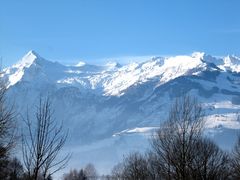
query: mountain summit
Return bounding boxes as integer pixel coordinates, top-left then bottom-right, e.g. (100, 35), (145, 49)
(16, 50), (44, 67)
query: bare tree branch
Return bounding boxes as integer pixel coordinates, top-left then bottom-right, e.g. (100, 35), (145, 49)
(22, 96), (70, 180)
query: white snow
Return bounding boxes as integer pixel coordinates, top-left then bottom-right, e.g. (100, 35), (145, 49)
(75, 61), (86, 67)
(2, 50), (40, 87)
(113, 127), (158, 136)
(4, 50), (240, 96)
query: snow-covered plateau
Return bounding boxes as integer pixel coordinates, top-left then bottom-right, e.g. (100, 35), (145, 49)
(2, 50), (240, 176)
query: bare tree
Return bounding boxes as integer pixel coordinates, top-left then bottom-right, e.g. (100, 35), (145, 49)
(0, 82), (16, 179)
(231, 135), (240, 179)
(151, 95), (231, 180)
(111, 163), (124, 180)
(7, 157), (25, 180)
(151, 95), (204, 180)
(63, 169), (78, 180)
(145, 151), (161, 180)
(191, 137), (230, 180)
(84, 163), (98, 180)
(0, 83), (15, 154)
(22, 97), (70, 180)
(114, 152), (150, 180)
(63, 169), (87, 180)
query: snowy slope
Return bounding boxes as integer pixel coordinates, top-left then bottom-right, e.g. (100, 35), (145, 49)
(2, 51), (240, 176)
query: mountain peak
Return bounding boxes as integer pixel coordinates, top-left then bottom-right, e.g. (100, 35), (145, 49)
(28, 50), (39, 56)
(192, 52), (205, 59)
(16, 50), (45, 68)
(224, 54), (240, 66)
(75, 61), (86, 67)
(24, 50), (41, 60)
(105, 61), (121, 69)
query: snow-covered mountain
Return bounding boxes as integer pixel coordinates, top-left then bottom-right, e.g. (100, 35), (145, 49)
(2, 50), (240, 174)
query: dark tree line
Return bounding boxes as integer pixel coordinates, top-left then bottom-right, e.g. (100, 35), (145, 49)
(63, 163), (98, 180)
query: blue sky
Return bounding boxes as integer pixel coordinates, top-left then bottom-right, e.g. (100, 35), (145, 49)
(1, 0), (240, 66)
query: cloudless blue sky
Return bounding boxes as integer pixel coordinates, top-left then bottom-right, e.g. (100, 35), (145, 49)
(1, 0), (240, 66)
